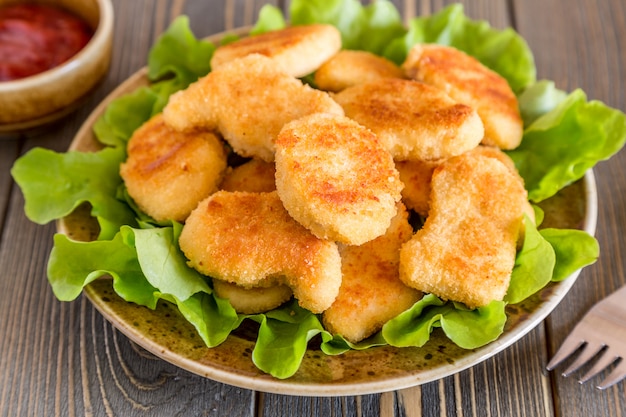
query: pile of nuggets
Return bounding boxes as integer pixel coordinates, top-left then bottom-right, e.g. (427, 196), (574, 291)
(119, 24), (531, 344)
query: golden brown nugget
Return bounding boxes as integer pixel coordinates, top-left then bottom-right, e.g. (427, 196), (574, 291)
(212, 279), (292, 314)
(275, 113), (403, 245)
(314, 50), (405, 92)
(220, 159), (276, 193)
(179, 191), (342, 313)
(402, 44), (523, 150)
(399, 152), (528, 309)
(163, 54), (343, 162)
(323, 204), (422, 343)
(395, 159), (440, 217)
(210, 24), (341, 78)
(396, 146), (529, 218)
(333, 79), (484, 161)
(120, 114), (227, 222)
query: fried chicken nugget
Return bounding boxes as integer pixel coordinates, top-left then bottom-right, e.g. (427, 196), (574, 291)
(120, 113), (227, 222)
(323, 203), (422, 343)
(395, 159), (440, 217)
(314, 50), (405, 92)
(163, 54), (344, 162)
(275, 113), (403, 246)
(399, 152), (528, 309)
(402, 44), (523, 150)
(178, 191), (342, 313)
(396, 146), (531, 219)
(220, 159), (276, 193)
(215, 159), (288, 314)
(212, 279), (292, 314)
(210, 24), (341, 78)
(333, 79), (484, 161)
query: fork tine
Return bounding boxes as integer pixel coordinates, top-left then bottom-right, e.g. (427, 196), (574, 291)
(562, 341), (605, 377)
(546, 332), (586, 371)
(578, 348), (620, 384)
(597, 360), (626, 390)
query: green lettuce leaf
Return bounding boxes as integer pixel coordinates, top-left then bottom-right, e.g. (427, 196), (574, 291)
(250, 5), (286, 35)
(508, 89), (626, 202)
(505, 216), (555, 304)
(540, 228), (599, 282)
(147, 16), (215, 86)
(11, 147), (135, 240)
(250, 301), (325, 379)
(381, 294), (507, 349)
(383, 3), (535, 93)
(518, 80), (568, 126)
(290, 0), (405, 55)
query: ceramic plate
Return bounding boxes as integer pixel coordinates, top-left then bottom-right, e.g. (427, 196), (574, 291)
(57, 31), (598, 397)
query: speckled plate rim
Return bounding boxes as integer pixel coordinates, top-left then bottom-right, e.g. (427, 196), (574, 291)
(58, 29), (599, 397)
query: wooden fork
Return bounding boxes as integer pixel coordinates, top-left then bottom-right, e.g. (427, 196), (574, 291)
(547, 285), (626, 390)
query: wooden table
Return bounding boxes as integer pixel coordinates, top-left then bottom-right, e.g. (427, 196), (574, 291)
(1, 0), (625, 415)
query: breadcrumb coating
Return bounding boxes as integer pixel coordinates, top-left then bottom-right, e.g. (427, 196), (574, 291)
(120, 113), (227, 222)
(179, 191), (342, 313)
(399, 152), (528, 308)
(403, 44), (523, 150)
(275, 113), (403, 245)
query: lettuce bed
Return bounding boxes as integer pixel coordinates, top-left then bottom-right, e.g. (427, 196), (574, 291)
(11, 1), (625, 379)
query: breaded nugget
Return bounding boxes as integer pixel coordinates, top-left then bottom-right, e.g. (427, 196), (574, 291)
(275, 113), (403, 245)
(323, 203), (422, 343)
(120, 113), (227, 222)
(212, 279), (292, 314)
(399, 152), (528, 308)
(402, 44), (523, 150)
(396, 146), (529, 218)
(220, 159), (276, 193)
(314, 50), (405, 92)
(163, 54), (343, 162)
(179, 191), (342, 313)
(395, 159), (440, 217)
(210, 24), (341, 78)
(333, 79), (484, 161)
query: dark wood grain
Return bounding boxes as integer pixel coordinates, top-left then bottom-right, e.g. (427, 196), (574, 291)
(1, 0), (625, 416)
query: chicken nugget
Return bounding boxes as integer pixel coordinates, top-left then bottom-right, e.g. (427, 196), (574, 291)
(275, 113), (403, 245)
(402, 44), (523, 150)
(314, 50), (405, 92)
(395, 159), (440, 217)
(399, 152), (528, 308)
(163, 54), (343, 162)
(220, 159), (276, 193)
(323, 203), (422, 343)
(211, 24), (341, 78)
(179, 191), (342, 313)
(333, 79), (484, 161)
(120, 114), (227, 222)
(212, 279), (292, 314)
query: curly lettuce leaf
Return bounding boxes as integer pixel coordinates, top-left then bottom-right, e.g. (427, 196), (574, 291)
(508, 89), (626, 202)
(504, 217), (555, 304)
(518, 80), (568, 126)
(11, 147), (135, 240)
(540, 228), (599, 282)
(289, 0), (405, 55)
(250, 5), (286, 35)
(383, 3), (535, 93)
(48, 226), (240, 347)
(250, 301), (325, 379)
(382, 294), (507, 349)
(147, 16), (215, 86)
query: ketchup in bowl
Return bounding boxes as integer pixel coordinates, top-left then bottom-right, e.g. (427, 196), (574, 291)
(0, 4), (93, 82)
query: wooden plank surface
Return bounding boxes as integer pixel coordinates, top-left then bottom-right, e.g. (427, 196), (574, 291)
(0, 0), (624, 416)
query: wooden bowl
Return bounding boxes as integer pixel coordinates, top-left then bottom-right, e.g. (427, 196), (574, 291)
(0, 0), (114, 135)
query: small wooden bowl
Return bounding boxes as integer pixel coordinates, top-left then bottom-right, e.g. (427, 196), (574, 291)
(0, 0), (114, 135)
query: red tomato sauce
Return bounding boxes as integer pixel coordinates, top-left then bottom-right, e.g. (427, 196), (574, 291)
(0, 4), (93, 81)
